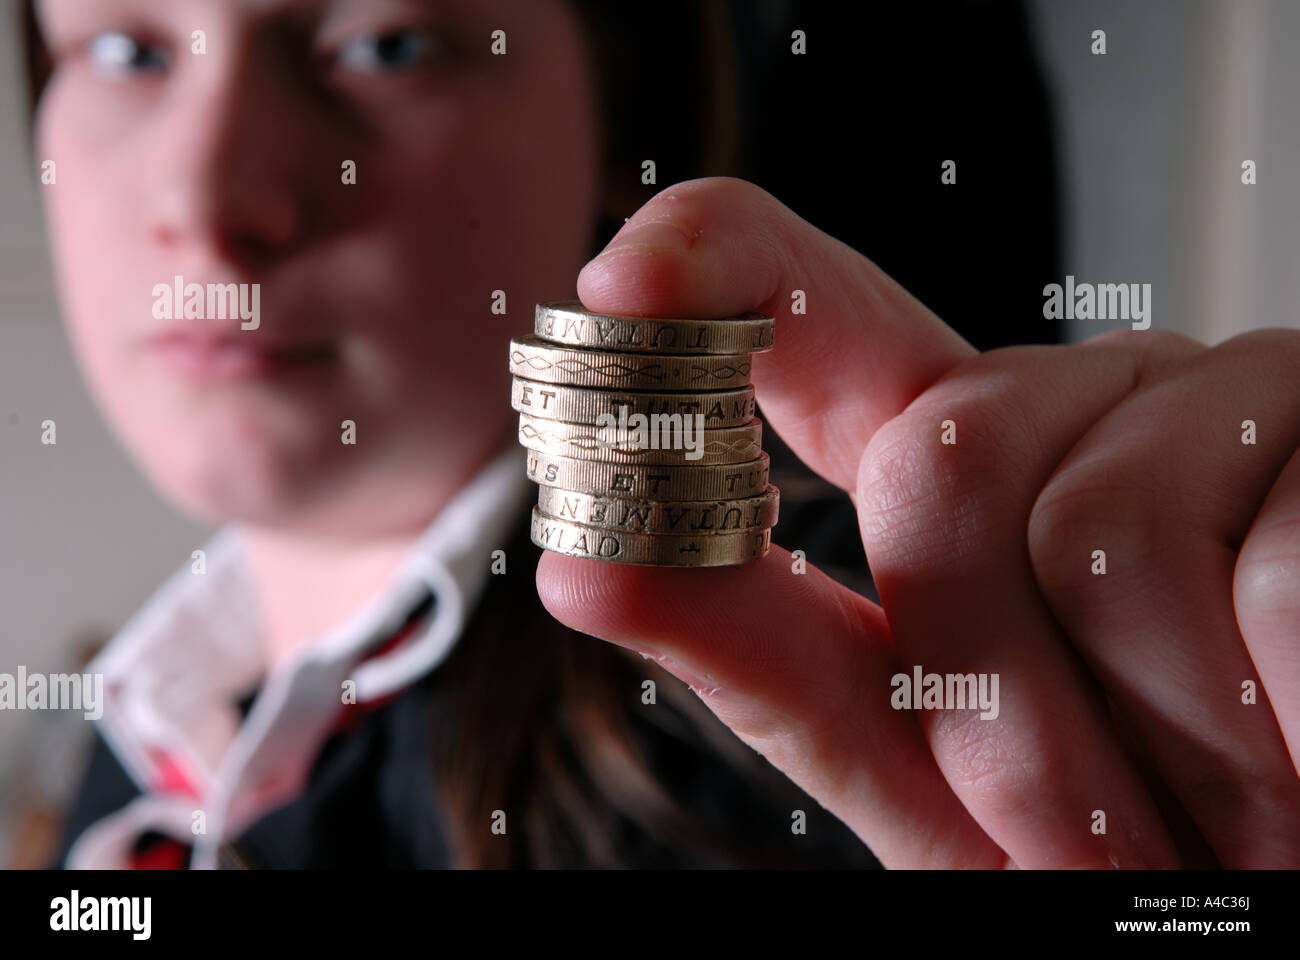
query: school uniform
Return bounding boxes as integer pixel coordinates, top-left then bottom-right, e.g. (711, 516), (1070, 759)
(52, 431), (883, 869)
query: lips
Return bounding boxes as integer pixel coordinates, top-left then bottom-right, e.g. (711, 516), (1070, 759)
(145, 328), (336, 381)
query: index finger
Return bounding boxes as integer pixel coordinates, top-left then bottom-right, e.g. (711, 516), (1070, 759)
(576, 176), (976, 494)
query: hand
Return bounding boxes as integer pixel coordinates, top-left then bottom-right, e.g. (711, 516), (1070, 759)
(534, 176), (1300, 868)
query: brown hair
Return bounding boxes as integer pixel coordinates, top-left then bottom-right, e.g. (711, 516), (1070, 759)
(19, 0), (851, 868)
(427, 1), (785, 867)
(571, 0), (740, 249)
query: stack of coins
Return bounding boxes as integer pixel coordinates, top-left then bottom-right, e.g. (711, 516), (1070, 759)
(508, 300), (778, 566)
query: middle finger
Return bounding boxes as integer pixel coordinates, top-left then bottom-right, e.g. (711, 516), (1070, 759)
(1028, 328), (1300, 867)
(857, 335), (1198, 868)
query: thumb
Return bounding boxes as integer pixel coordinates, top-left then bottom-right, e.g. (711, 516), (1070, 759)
(536, 544), (1009, 868)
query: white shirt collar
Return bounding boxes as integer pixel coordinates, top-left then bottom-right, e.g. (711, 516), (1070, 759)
(84, 441), (533, 819)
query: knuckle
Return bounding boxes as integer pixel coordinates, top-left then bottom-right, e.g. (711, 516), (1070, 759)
(1028, 463), (1164, 588)
(857, 395), (1034, 574)
(927, 712), (1043, 819)
(1137, 328), (1204, 358)
(1147, 328), (1201, 348)
(1217, 326), (1300, 363)
(1082, 328), (1204, 380)
(1234, 534), (1300, 618)
(1083, 327), (1195, 352)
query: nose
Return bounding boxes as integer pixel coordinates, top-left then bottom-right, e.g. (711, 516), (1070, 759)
(147, 30), (311, 270)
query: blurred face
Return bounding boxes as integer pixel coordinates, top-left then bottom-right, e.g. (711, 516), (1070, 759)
(33, 0), (602, 536)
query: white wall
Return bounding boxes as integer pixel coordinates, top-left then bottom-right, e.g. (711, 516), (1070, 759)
(1028, 0), (1300, 343)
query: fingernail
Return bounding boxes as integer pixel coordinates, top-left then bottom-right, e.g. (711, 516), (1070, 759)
(601, 218), (696, 255)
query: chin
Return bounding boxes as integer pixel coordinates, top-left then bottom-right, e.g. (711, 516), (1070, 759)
(135, 425), (340, 529)
(149, 461), (314, 528)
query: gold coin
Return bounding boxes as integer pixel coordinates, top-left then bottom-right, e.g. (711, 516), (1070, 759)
(530, 507), (772, 566)
(535, 299), (775, 355)
(526, 450), (770, 500)
(507, 335), (752, 390)
(517, 412), (762, 465)
(536, 484), (779, 535)
(511, 377), (756, 428)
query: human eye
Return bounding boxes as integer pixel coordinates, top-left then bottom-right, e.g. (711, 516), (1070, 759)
(333, 26), (444, 74)
(85, 31), (170, 77)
